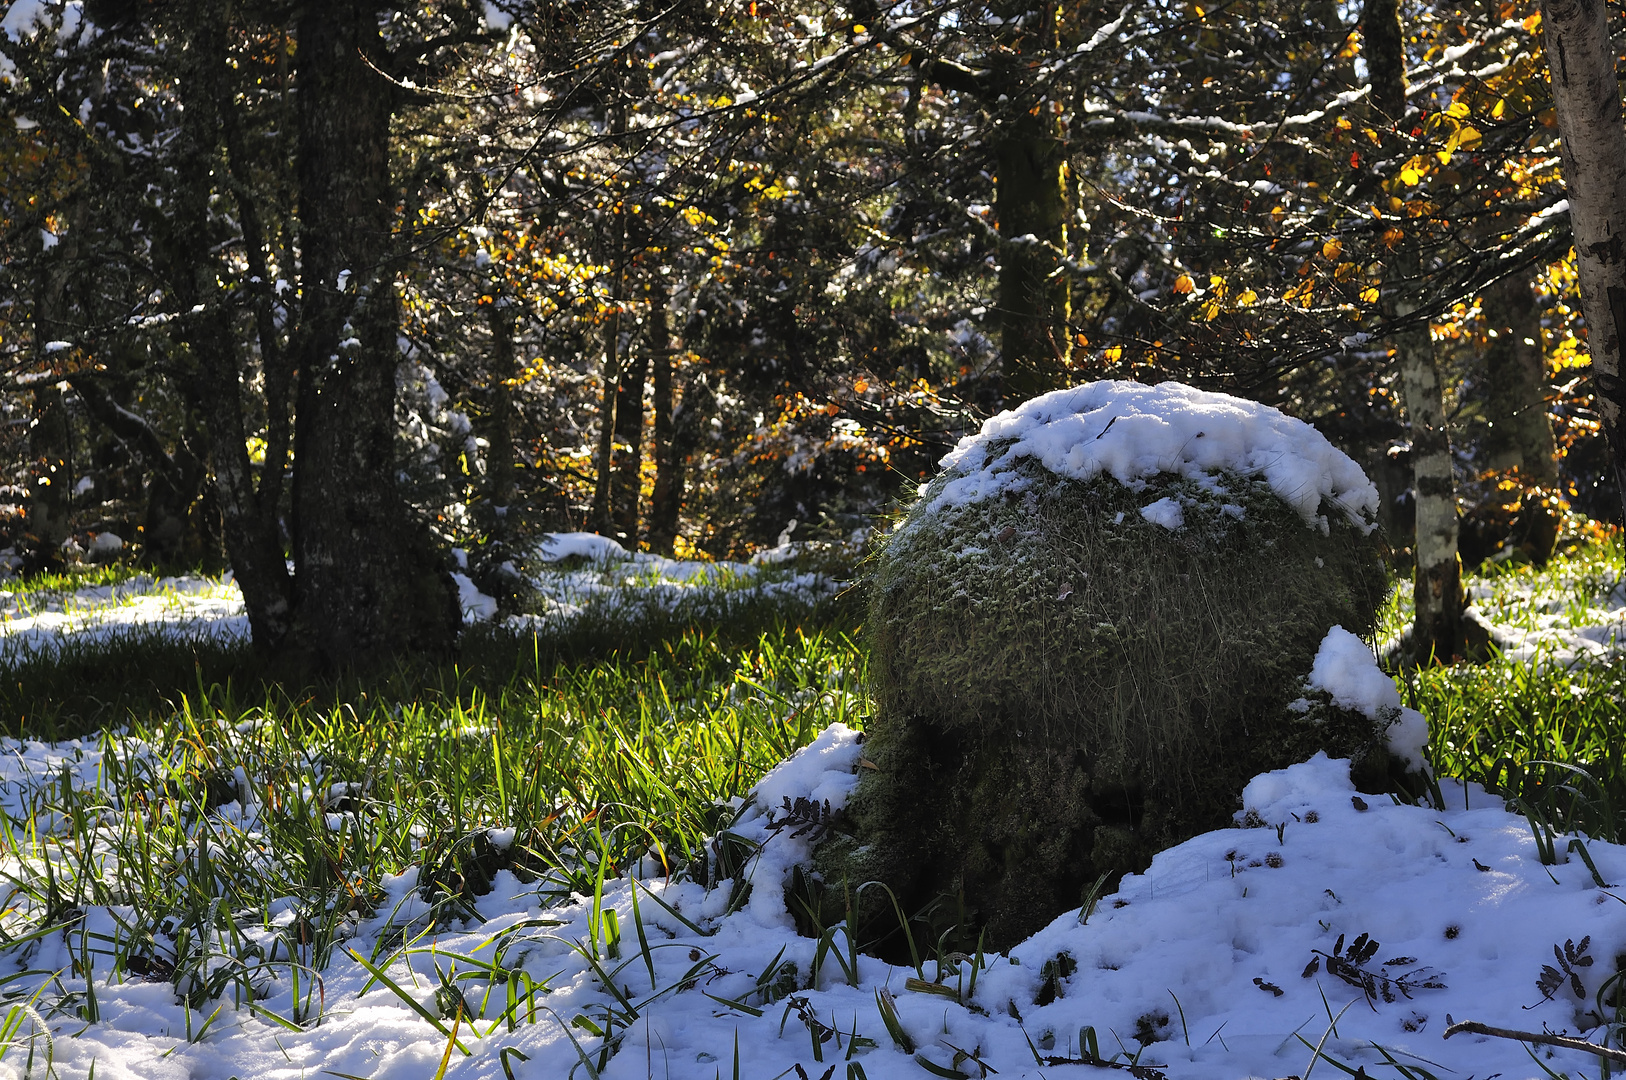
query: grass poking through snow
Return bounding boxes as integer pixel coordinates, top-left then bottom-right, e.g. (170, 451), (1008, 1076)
(0, 613), (864, 1030)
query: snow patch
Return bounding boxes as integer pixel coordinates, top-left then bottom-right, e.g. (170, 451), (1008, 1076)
(1138, 496), (1185, 530)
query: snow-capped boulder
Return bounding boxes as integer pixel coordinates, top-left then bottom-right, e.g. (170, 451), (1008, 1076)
(818, 381), (1396, 949)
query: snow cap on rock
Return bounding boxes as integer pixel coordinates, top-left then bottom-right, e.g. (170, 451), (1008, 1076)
(927, 380), (1379, 531)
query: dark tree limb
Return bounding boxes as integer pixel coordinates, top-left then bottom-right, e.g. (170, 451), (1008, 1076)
(1443, 1019), (1626, 1064)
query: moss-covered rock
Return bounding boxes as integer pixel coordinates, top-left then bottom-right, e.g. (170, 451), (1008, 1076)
(816, 388), (1392, 950)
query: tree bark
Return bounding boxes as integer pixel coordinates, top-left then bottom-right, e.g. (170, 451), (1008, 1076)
(651, 371), (713, 556)
(610, 343), (647, 542)
(168, 2), (295, 649)
(484, 301), (519, 539)
(912, 10), (1073, 407)
(648, 283), (679, 555)
(1364, 0), (1467, 661)
(286, 0), (458, 666)
(993, 96), (1072, 405)
(25, 386), (74, 569)
(1482, 272), (1561, 562)
(590, 218), (626, 536)
(1539, 0), (1626, 522)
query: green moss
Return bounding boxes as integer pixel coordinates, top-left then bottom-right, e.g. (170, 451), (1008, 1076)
(818, 462), (1390, 950)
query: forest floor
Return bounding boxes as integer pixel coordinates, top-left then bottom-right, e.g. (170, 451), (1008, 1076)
(0, 533), (1618, 1079)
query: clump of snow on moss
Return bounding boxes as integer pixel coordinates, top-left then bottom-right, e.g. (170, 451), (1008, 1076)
(1138, 496), (1185, 530)
(924, 380), (1379, 533)
(1307, 625), (1430, 770)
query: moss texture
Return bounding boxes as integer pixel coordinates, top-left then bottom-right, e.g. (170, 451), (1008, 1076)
(816, 462), (1390, 950)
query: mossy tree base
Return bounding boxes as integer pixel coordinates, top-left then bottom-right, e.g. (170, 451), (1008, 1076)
(816, 465), (1390, 951)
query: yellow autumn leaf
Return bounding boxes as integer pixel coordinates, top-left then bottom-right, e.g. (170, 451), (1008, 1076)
(852, 22), (867, 33)
(1446, 101), (1470, 119)
(1492, 99), (1507, 119)
(1202, 300), (1222, 320)
(1103, 346), (1123, 362)
(1172, 274), (1195, 294)
(1522, 10), (1541, 32)
(1360, 286), (1380, 303)
(1382, 226), (1405, 248)
(853, 378), (869, 393)
(1322, 238), (1343, 260)
(1458, 125), (1481, 149)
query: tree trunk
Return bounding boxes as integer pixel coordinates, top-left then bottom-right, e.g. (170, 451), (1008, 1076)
(590, 297), (623, 536)
(1482, 273), (1561, 562)
(485, 301), (519, 541)
(169, 3), (295, 650)
(651, 372), (713, 556)
(648, 285), (679, 555)
(993, 108), (1072, 405)
(1539, 0), (1626, 522)
(610, 346), (647, 543)
(286, 0), (458, 666)
(25, 386), (73, 569)
(1364, 0), (1467, 662)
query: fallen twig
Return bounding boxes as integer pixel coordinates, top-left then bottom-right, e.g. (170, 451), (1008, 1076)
(1443, 1019), (1626, 1064)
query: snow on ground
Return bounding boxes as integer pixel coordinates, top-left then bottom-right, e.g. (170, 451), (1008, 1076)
(0, 573), (250, 657)
(1, 722), (1623, 1079)
(919, 381), (1380, 532)
(0, 537), (843, 657)
(1466, 576), (1626, 665)
(511, 533), (840, 628)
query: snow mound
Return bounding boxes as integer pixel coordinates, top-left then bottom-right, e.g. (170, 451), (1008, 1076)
(536, 531), (634, 563)
(927, 380), (1379, 532)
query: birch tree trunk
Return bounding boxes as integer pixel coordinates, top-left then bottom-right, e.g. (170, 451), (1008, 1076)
(1539, 0), (1626, 521)
(1364, 0), (1467, 661)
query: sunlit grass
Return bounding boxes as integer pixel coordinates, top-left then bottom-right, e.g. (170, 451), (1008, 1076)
(0, 615), (866, 1033)
(1390, 529), (1626, 839)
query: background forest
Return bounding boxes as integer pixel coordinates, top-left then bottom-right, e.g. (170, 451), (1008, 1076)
(0, 0), (1617, 665)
